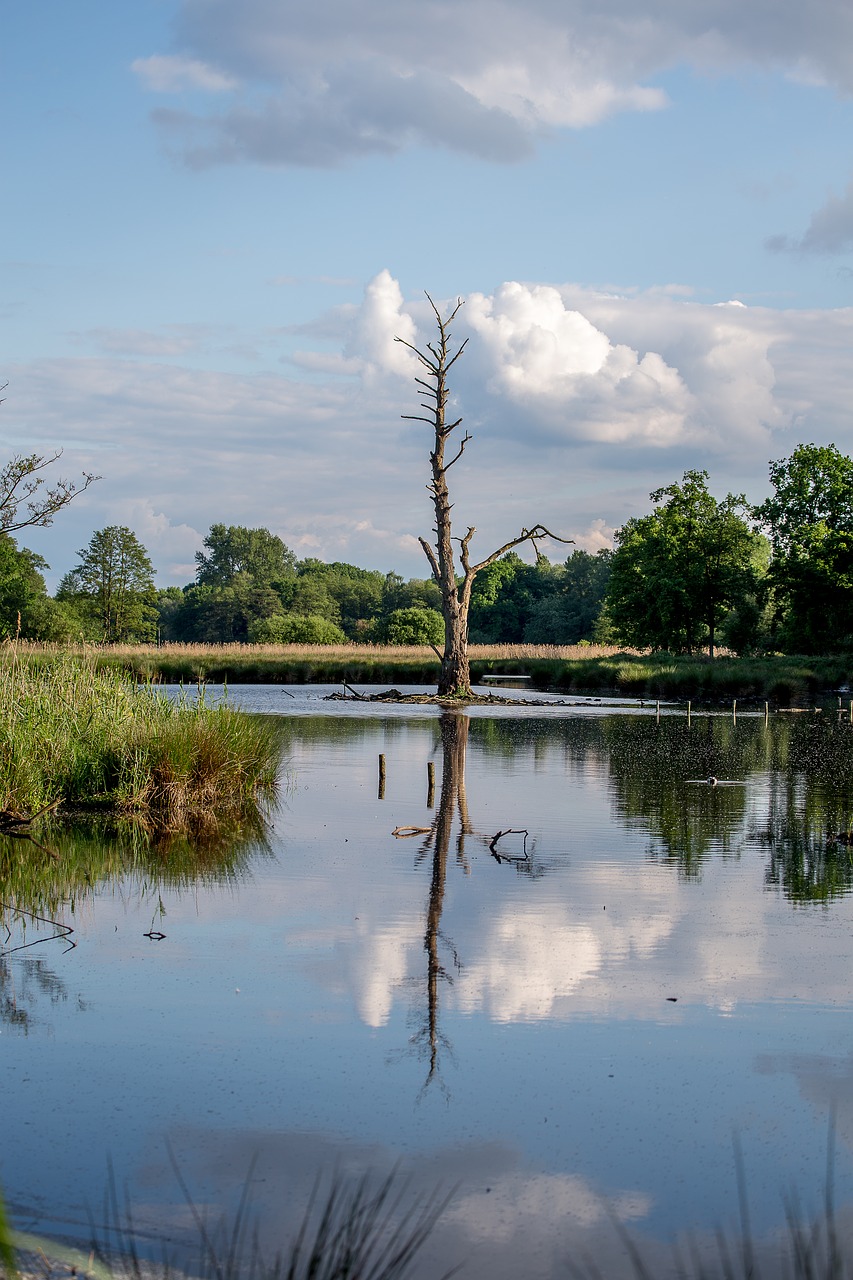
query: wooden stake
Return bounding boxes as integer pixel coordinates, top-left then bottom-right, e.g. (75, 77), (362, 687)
(656, 700), (660, 723)
(764, 701), (769, 726)
(427, 760), (435, 807)
(378, 753), (386, 799)
(687, 700), (691, 725)
(733, 698), (737, 723)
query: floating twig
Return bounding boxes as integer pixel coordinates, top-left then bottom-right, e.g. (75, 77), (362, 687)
(489, 828), (530, 863)
(392, 825), (433, 838)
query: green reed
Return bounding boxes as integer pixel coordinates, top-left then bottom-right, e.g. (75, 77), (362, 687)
(0, 653), (285, 821)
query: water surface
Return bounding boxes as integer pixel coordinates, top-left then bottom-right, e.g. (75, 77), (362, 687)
(3, 689), (853, 1277)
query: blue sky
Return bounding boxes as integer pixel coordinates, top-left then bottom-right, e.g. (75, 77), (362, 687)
(4, 0), (853, 587)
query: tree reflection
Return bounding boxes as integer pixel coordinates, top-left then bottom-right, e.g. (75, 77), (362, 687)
(408, 712), (469, 1095)
(406, 712), (536, 1096)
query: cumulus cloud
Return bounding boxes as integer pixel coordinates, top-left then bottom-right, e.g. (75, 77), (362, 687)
(11, 272), (853, 586)
(135, 0), (853, 167)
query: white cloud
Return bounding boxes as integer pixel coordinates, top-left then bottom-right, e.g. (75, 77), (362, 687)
(135, 0), (853, 166)
(11, 273), (853, 586)
(573, 519), (616, 552)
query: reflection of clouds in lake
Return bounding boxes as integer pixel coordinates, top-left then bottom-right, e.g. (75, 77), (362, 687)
(446, 1170), (652, 1239)
(454, 907), (602, 1022)
(351, 920), (417, 1027)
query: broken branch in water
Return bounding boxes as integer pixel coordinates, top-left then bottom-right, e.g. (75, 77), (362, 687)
(392, 825), (434, 838)
(0, 799), (61, 858)
(489, 828), (530, 863)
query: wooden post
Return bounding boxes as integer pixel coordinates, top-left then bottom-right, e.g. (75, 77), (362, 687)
(733, 698), (737, 723)
(764, 701), (769, 726)
(656, 700), (660, 724)
(427, 760), (435, 808)
(849, 699), (852, 725)
(687, 700), (691, 726)
(378, 753), (386, 799)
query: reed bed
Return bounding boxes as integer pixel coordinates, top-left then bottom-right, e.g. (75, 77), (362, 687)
(4, 643), (853, 702)
(0, 653), (284, 821)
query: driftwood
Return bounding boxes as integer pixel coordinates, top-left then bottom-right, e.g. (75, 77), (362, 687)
(488, 828), (530, 863)
(0, 799), (61, 859)
(325, 687), (571, 707)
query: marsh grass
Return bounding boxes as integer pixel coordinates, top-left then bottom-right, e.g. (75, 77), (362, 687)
(6, 643), (851, 703)
(0, 652), (285, 821)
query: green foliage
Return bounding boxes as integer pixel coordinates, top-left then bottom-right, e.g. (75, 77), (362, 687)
(58, 526), (158, 642)
(174, 576), (286, 643)
(382, 606), (444, 646)
(755, 443), (853, 652)
(607, 471), (759, 655)
(469, 553), (558, 642)
(195, 524), (296, 588)
(0, 655), (284, 819)
(524, 549), (612, 643)
(248, 613), (348, 644)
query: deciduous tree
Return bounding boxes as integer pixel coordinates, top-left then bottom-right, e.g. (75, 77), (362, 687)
(754, 443), (853, 652)
(606, 471), (757, 656)
(59, 526), (157, 642)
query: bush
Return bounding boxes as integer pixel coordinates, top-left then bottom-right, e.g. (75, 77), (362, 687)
(248, 613), (348, 645)
(382, 607), (444, 646)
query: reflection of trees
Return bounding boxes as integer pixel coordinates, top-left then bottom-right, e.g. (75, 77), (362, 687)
(751, 719), (853, 902)
(406, 713), (537, 1096)
(603, 716), (769, 876)
(1, 812), (272, 1032)
(0, 951), (81, 1033)
(409, 713), (469, 1095)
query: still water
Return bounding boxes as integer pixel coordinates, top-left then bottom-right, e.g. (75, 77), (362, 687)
(3, 686), (853, 1277)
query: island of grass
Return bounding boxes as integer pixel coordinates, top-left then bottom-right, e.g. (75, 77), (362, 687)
(0, 654), (284, 826)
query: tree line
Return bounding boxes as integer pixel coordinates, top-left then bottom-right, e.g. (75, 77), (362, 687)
(1, 442), (852, 654)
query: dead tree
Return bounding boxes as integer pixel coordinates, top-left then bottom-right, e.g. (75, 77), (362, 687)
(396, 296), (569, 697)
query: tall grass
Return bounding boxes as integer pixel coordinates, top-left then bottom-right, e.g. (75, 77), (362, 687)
(0, 653), (285, 822)
(6, 643), (851, 702)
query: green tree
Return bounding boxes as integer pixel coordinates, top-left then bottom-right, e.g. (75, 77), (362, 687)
(524, 549), (612, 643)
(58, 526), (157, 642)
(195, 524), (296, 589)
(606, 471), (758, 656)
(248, 614), (347, 644)
(382, 606), (444, 646)
(171, 576), (284, 643)
(754, 444), (853, 652)
(0, 534), (77, 639)
(469, 553), (558, 642)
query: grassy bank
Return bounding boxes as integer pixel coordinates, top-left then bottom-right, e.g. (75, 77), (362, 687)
(7, 643), (853, 704)
(0, 654), (284, 822)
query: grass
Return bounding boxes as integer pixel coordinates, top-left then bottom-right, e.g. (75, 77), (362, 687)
(2, 1148), (852, 1280)
(0, 651), (285, 823)
(7, 643), (853, 705)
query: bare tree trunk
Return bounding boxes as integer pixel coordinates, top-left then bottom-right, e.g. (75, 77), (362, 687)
(397, 295), (569, 698)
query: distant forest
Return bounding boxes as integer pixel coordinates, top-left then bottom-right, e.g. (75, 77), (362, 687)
(4, 443), (853, 656)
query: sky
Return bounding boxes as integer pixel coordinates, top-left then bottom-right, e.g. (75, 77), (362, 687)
(3, 0), (853, 589)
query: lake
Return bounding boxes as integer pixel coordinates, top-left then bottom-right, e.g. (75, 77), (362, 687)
(3, 685), (853, 1278)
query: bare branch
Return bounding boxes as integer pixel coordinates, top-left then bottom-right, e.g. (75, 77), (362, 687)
(0, 450), (100, 534)
(443, 433), (472, 472)
(471, 525), (572, 575)
(419, 536), (440, 583)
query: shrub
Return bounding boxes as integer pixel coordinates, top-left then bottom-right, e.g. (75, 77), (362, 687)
(248, 614), (348, 645)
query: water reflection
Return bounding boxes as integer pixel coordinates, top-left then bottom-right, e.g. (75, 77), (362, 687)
(0, 812), (273, 1032)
